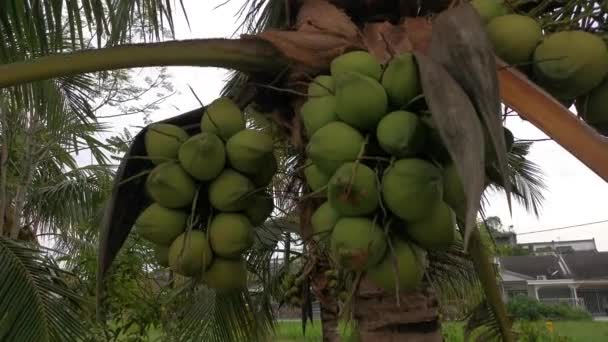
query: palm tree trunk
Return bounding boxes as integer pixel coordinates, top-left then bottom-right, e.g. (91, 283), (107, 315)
(354, 279), (443, 342)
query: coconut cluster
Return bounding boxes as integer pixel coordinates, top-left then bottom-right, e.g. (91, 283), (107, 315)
(301, 50), (475, 294)
(134, 97), (276, 291)
(474, 1), (608, 132)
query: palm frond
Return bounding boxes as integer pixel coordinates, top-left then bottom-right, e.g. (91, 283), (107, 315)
(0, 237), (89, 341)
(464, 300), (505, 342)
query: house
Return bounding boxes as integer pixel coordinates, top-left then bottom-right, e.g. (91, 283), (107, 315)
(517, 238), (598, 255)
(498, 250), (608, 316)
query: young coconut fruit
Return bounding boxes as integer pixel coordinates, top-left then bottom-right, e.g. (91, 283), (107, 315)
(576, 78), (608, 133)
(251, 152), (277, 187)
(533, 30), (608, 100)
(367, 238), (427, 293)
(307, 122), (365, 175)
(382, 159), (442, 222)
(376, 110), (426, 157)
(311, 201), (340, 243)
(327, 162), (379, 217)
(381, 53), (421, 108)
(168, 230), (213, 277)
(144, 123), (189, 165)
(330, 50), (382, 80)
(334, 72), (388, 131)
(330, 217), (387, 271)
(226, 129), (274, 174)
(303, 160), (331, 194)
(208, 213), (254, 258)
(486, 14), (542, 66)
(153, 244), (170, 267)
(202, 257), (248, 290)
(300, 96), (338, 137)
(245, 191), (274, 226)
(308, 75), (335, 97)
(146, 162), (197, 209)
(208, 169), (256, 211)
(406, 201), (457, 251)
(134, 203), (187, 245)
(201, 97), (245, 140)
(442, 163), (466, 221)
(471, 0), (512, 24)
(178, 132), (226, 181)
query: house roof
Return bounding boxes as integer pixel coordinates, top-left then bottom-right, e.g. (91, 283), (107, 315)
(562, 251), (608, 280)
(500, 251), (608, 280)
(500, 255), (565, 279)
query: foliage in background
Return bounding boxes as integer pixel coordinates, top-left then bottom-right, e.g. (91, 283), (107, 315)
(507, 295), (592, 322)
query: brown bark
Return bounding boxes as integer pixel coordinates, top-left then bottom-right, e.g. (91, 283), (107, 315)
(354, 279), (443, 342)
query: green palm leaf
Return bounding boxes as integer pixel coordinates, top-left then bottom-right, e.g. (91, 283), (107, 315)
(0, 237), (89, 342)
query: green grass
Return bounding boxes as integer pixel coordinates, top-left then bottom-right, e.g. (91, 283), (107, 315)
(272, 320), (608, 341)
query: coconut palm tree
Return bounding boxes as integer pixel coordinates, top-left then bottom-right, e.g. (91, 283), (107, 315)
(0, 1), (605, 341)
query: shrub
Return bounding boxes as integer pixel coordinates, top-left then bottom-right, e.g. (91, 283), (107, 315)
(517, 321), (573, 342)
(507, 295), (592, 321)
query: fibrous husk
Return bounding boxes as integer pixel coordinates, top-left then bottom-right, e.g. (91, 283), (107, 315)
(300, 96), (338, 137)
(376, 110), (426, 157)
(202, 257), (248, 290)
(330, 217), (387, 272)
(134, 203), (187, 245)
(576, 78), (608, 133)
(144, 123), (189, 165)
(168, 230), (213, 277)
(153, 244), (170, 267)
(327, 162), (379, 216)
(201, 97), (245, 140)
(208, 169), (256, 211)
(307, 122), (365, 175)
(208, 213), (254, 258)
(245, 191), (274, 226)
(178, 132), (226, 181)
(226, 129), (274, 174)
(470, 0), (511, 23)
(311, 201), (340, 243)
(334, 71), (388, 131)
(145, 162), (197, 209)
(308, 75), (335, 97)
(406, 201), (456, 251)
(381, 159), (442, 222)
(487, 14), (542, 66)
(533, 30), (608, 100)
(366, 238), (427, 292)
(381, 52), (421, 108)
(330, 50), (383, 81)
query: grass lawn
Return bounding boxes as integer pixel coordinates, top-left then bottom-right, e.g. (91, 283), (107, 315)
(271, 320), (608, 341)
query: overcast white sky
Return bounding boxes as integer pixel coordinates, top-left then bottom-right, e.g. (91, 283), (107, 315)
(88, 1), (608, 251)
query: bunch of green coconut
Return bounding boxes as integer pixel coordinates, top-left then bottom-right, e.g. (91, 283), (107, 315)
(471, 0), (608, 133)
(133, 96), (276, 291)
(300, 49), (470, 294)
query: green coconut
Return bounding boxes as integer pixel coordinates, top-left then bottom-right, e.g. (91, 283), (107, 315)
(226, 129), (274, 174)
(245, 192), (274, 226)
(153, 244), (170, 267)
(208, 213), (254, 258)
(311, 201), (340, 242)
(178, 132), (226, 181)
(330, 217), (387, 271)
(504, 127), (515, 152)
(367, 238), (427, 293)
(576, 78), (608, 131)
(334, 72), (388, 131)
(327, 162), (379, 217)
(202, 257), (248, 290)
(201, 97), (246, 140)
(303, 160), (331, 193)
(487, 14), (542, 66)
(442, 163), (466, 221)
(168, 230), (213, 277)
(376, 110), (426, 157)
(308, 75), (335, 97)
(300, 96), (338, 137)
(134, 203), (187, 245)
(533, 30), (608, 100)
(407, 201), (456, 251)
(146, 162), (197, 209)
(330, 50), (382, 80)
(144, 123), (189, 165)
(208, 169), (256, 211)
(306, 122), (365, 175)
(382, 159), (442, 222)
(381, 52), (421, 107)
(471, 0), (512, 24)
(251, 152), (277, 187)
